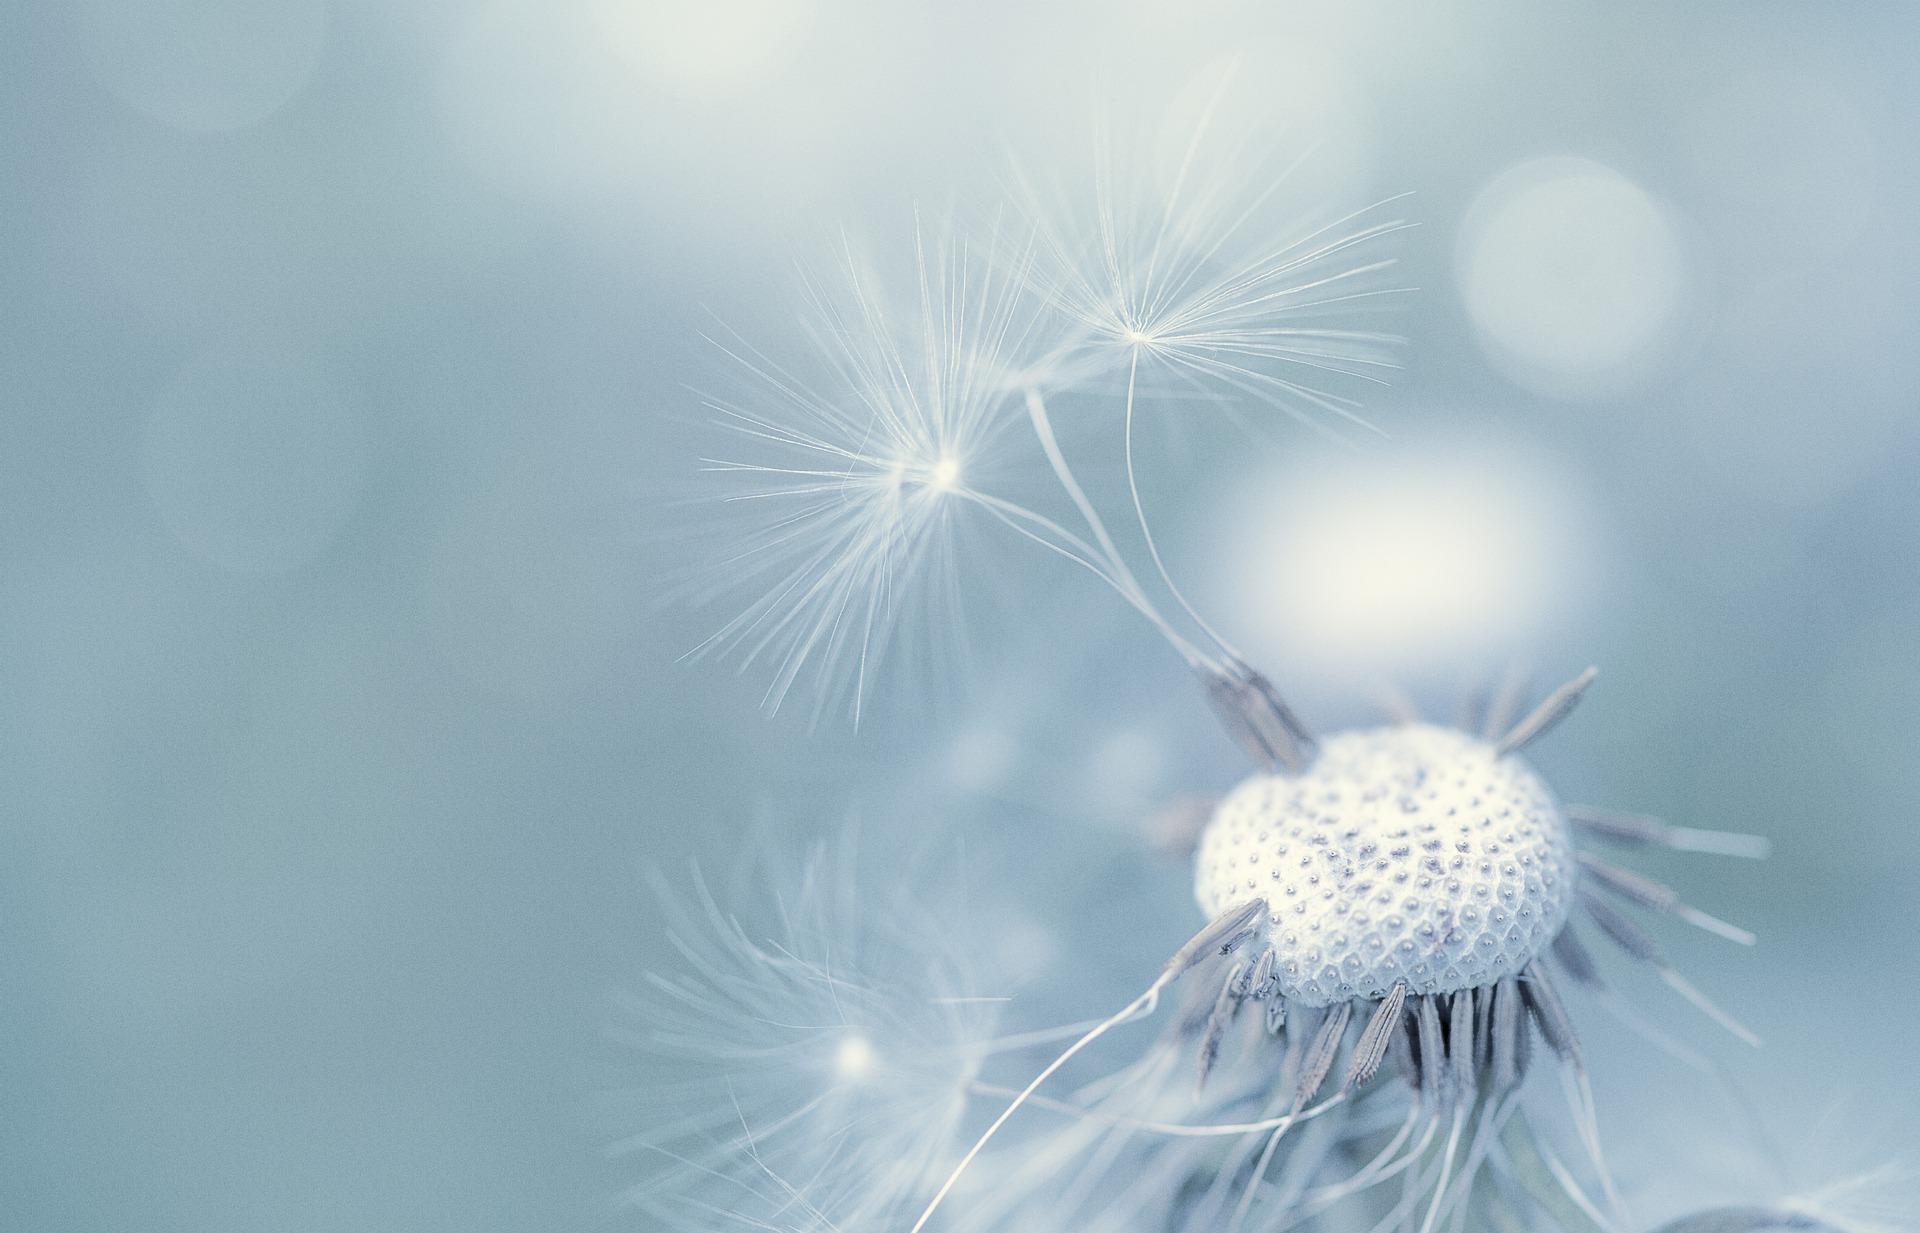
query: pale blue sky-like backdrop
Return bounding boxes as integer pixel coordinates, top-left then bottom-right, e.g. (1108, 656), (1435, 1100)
(4, 3), (1919, 1230)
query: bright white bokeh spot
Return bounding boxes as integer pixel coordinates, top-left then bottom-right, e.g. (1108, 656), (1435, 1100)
(1459, 157), (1687, 400)
(73, 0), (327, 132)
(1157, 44), (1378, 216)
(591, 0), (814, 101)
(946, 724), (1016, 793)
(142, 348), (368, 575)
(929, 457), (962, 492)
(436, 0), (841, 235)
(832, 1033), (877, 1082)
(1214, 445), (1583, 677)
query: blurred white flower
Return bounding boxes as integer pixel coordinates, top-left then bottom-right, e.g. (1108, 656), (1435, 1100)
(615, 833), (1010, 1232)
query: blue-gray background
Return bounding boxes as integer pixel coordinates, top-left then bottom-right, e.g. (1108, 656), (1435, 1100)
(4, 2), (1917, 1230)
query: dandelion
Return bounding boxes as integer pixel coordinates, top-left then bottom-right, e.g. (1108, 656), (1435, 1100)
(914, 668), (1771, 1233)
(612, 833), (1013, 1232)
(675, 80), (1774, 1233)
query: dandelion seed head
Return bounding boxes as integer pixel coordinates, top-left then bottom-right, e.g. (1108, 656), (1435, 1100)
(897, 673), (1772, 1233)
(1193, 723), (1575, 1004)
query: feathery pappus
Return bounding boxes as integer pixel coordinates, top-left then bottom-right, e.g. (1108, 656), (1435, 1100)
(685, 71), (1410, 723)
(663, 80), (1795, 1233)
(614, 834), (1020, 1232)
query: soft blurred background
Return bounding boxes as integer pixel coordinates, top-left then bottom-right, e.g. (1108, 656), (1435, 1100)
(4, 2), (1918, 1230)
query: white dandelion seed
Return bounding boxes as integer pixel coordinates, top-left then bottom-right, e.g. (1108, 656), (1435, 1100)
(664, 89), (1821, 1233)
(684, 214), (1306, 723)
(1001, 62), (1415, 685)
(1013, 94), (1413, 436)
(613, 833), (1016, 1233)
(915, 668), (1772, 1233)
(683, 225), (1036, 724)
(686, 75), (1417, 727)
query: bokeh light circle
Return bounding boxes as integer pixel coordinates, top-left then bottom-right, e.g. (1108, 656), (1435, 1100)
(72, 0), (327, 133)
(1458, 157), (1687, 400)
(1209, 443), (1586, 680)
(436, 0), (834, 225)
(590, 0), (815, 102)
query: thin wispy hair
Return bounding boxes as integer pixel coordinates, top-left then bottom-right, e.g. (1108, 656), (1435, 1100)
(1011, 62), (1414, 437)
(684, 78), (1418, 724)
(684, 224), (1037, 725)
(996, 65), (1416, 677)
(613, 830), (1013, 1232)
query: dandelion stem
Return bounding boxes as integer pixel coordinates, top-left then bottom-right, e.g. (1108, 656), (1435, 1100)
(1121, 348), (1247, 667)
(908, 900), (1264, 1233)
(1022, 385), (1140, 598)
(959, 488), (1214, 668)
(1017, 385), (1220, 673)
